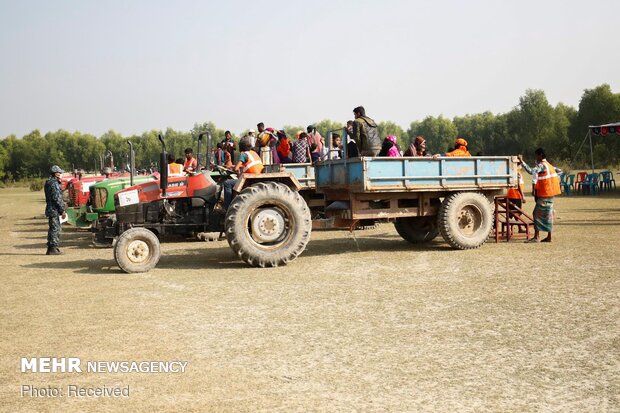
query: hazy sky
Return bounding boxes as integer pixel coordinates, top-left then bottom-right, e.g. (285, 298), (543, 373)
(1, 0), (619, 138)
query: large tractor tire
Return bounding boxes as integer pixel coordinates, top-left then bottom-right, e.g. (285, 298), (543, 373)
(394, 216), (439, 244)
(225, 181), (311, 267)
(438, 192), (493, 250)
(114, 227), (161, 273)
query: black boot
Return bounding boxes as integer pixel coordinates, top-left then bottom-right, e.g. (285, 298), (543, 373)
(46, 247), (61, 255)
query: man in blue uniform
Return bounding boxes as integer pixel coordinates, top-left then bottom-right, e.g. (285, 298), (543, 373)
(44, 165), (66, 255)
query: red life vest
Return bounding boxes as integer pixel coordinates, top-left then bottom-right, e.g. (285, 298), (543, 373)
(277, 138), (291, 158)
(534, 160), (561, 197)
(241, 151), (263, 174)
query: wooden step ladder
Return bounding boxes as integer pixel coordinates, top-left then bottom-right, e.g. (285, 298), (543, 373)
(494, 196), (535, 242)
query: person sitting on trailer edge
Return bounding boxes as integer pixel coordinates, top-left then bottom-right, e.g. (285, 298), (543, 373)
(378, 135), (401, 157)
(433, 138), (471, 158)
(404, 136), (430, 157)
(351, 106), (381, 156)
(222, 139), (264, 209)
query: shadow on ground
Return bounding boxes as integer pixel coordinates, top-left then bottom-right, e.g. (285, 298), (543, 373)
(19, 236), (453, 275)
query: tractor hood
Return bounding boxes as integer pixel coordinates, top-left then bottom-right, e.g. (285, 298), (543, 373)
(114, 171), (219, 209)
(89, 175), (158, 212)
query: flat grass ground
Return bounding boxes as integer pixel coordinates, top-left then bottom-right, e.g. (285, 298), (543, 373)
(0, 185), (618, 412)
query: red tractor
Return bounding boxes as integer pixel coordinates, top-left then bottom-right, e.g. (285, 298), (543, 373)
(110, 134), (312, 273)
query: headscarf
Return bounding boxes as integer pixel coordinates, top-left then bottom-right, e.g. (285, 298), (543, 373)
(386, 135), (397, 143)
(455, 137), (468, 147)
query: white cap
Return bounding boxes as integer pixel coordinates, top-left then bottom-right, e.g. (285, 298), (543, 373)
(248, 129), (256, 133)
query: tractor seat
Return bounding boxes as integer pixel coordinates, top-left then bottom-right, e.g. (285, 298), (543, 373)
(191, 198), (206, 207)
(193, 184), (219, 205)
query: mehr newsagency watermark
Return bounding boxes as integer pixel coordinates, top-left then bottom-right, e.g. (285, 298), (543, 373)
(19, 357), (188, 398)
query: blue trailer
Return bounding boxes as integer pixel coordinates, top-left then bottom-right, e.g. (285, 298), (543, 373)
(313, 155), (518, 249)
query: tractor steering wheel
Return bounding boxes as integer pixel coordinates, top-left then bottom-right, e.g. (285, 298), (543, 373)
(212, 164), (237, 179)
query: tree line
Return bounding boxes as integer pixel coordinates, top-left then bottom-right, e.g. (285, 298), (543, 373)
(1, 84), (618, 181)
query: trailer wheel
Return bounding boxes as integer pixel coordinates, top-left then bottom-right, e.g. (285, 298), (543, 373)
(394, 217), (439, 244)
(225, 181), (311, 267)
(114, 228), (161, 273)
(438, 192), (493, 250)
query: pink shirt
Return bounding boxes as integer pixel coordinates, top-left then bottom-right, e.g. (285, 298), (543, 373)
(307, 131), (323, 153)
(387, 146), (400, 157)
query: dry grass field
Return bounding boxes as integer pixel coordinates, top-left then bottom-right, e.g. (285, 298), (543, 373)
(0, 184), (619, 412)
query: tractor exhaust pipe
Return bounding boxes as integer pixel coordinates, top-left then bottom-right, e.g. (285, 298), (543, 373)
(158, 134), (168, 197)
(127, 140), (135, 186)
(205, 131), (212, 169)
(197, 132), (204, 170)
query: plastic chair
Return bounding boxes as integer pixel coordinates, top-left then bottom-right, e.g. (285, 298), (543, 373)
(560, 174), (575, 195)
(575, 171), (588, 193)
(599, 171), (616, 191)
(581, 173), (599, 195)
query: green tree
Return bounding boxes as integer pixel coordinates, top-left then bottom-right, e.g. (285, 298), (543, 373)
(377, 121), (406, 142)
(452, 111), (498, 155)
(506, 89), (555, 155)
(0, 142), (8, 180)
(100, 130), (126, 171)
(282, 125), (305, 139)
(547, 103), (576, 162)
(312, 119), (345, 139)
(407, 115), (458, 154)
(569, 84), (620, 167)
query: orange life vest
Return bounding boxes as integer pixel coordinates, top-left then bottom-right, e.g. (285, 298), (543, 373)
(507, 172), (524, 199)
(183, 157), (197, 172)
(534, 160), (561, 197)
(241, 151), (263, 174)
(168, 163), (183, 177)
(277, 138), (291, 158)
(445, 146), (471, 157)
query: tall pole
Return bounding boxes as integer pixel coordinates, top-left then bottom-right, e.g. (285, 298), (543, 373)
(589, 130), (594, 173)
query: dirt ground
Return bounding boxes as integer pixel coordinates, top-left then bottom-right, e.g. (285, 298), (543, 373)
(0, 185), (619, 413)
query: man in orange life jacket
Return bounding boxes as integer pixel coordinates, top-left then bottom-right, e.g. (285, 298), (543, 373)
(445, 138), (471, 157)
(223, 139), (264, 209)
(183, 148), (197, 174)
(519, 148), (561, 243)
(167, 154), (184, 177)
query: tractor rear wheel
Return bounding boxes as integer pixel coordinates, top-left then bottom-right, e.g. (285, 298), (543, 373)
(438, 192), (493, 250)
(225, 182), (311, 267)
(114, 227), (161, 273)
(394, 216), (439, 244)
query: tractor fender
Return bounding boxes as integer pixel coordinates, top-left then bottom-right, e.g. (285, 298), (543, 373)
(233, 172), (302, 193)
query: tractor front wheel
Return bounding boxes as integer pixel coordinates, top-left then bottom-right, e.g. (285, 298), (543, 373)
(114, 228), (161, 273)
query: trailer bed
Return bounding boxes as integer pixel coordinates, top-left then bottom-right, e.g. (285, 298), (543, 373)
(315, 156), (518, 193)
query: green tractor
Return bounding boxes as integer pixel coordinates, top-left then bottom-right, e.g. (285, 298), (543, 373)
(66, 140), (158, 242)
(89, 174), (159, 245)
